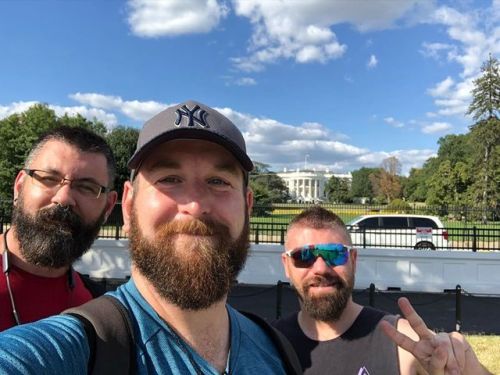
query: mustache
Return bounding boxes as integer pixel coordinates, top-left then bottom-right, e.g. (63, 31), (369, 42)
(305, 275), (344, 288)
(156, 217), (229, 237)
(37, 205), (80, 227)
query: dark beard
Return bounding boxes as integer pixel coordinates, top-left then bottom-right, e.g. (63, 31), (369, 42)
(129, 210), (250, 310)
(12, 194), (105, 268)
(298, 272), (354, 322)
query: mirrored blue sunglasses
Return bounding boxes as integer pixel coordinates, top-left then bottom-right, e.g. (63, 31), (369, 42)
(285, 243), (353, 268)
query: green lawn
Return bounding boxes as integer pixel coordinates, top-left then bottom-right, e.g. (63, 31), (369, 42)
(467, 334), (500, 374)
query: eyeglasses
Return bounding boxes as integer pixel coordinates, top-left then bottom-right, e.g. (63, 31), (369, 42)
(24, 169), (110, 199)
(284, 243), (353, 268)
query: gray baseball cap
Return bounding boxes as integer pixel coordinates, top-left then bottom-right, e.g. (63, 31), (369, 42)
(128, 100), (254, 173)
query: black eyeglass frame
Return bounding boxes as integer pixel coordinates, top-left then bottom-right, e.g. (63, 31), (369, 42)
(23, 168), (111, 199)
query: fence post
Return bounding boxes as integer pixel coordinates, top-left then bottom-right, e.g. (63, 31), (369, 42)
(472, 226), (477, 252)
(280, 228), (285, 245)
(362, 227), (367, 249)
(455, 284), (462, 333)
(115, 222), (120, 240)
(255, 227), (260, 244)
(369, 283), (375, 307)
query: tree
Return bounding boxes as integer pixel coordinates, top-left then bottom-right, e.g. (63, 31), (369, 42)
(370, 156), (402, 203)
(59, 113), (107, 136)
(106, 126), (140, 197)
(466, 54), (500, 215)
(404, 167), (426, 202)
(426, 160), (471, 207)
(249, 162), (289, 215)
(436, 134), (473, 165)
(0, 104), (58, 199)
(325, 175), (351, 203)
(350, 167), (377, 202)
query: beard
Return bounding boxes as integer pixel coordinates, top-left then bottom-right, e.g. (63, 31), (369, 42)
(12, 193), (106, 268)
(297, 271), (354, 322)
(129, 209), (250, 310)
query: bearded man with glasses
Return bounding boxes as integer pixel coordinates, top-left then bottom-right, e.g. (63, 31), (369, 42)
(0, 126), (118, 330)
(274, 206), (490, 375)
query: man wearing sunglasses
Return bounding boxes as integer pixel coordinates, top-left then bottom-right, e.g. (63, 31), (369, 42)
(0, 126), (118, 331)
(274, 206), (490, 375)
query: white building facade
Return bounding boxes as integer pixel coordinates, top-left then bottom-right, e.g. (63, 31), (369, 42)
(277, 169), (352, 203)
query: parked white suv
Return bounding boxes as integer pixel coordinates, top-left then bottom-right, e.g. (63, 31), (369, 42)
(346, 214), (449, 250)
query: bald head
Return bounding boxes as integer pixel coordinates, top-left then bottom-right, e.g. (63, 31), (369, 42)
(286, 206), (352, 248)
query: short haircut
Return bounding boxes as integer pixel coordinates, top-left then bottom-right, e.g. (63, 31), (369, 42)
(287, 206), (352, 245)
(24, 126), (116, 188)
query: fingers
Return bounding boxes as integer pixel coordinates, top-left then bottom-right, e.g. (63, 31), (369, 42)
(428, 341), (447, 375)
(449, 332), (467, 372)
(435, 333), (461, 374)
(380, 320), (417, 354)
(398, 297), (434, 340)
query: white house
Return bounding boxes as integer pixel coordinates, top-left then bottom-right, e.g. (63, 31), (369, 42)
(277, 169), (352, 203)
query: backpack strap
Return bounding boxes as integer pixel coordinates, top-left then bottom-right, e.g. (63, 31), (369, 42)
(64, 295), (136, 375)
(240, 310), (303, 375)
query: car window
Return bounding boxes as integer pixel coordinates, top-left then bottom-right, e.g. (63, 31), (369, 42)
(357, 217), (379, 228)
(412, 217), (438, 229)
(381, 217), (407, 228)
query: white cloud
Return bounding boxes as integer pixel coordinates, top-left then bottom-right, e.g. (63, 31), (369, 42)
(0, 101), (119, 128)
(427, 76), (454, 97)
(420, 42), (456, 61)
(230, 0), (429, 71)
(214, 105), (434, 174)
(357, 149), (436, 175)
(422, 3), (500, 118)
(127, 0), (229, 37)
(422, 122), (453, 134)
(384, 117), (404, 128)
(0, 96), (438, 174)
(123, 0), (436, 71)
(0, 101), (39, 118)
(235, 77), (257, 86)
(367, 54), (378, 68)
(70, 92), (168, 121)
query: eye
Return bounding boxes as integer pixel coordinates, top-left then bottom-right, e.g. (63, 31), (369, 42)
(76, 182), (99, 194)
(157, 175), (183, 185)
(208, 177), (231, 187)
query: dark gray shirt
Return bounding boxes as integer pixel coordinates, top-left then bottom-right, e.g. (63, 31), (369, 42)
(273, 307), (400, 375)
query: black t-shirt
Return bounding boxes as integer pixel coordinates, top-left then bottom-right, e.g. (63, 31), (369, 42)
(273, 307), (400, 375)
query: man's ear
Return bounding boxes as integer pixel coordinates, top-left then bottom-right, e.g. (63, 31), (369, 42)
(103, 191), (118, 222)
(350, 248), (358, 273)
(281, 252), (291, 279)
(246, 187), (254, 215)
(121, 180), (134, 235)
(13, 170), (27, 201)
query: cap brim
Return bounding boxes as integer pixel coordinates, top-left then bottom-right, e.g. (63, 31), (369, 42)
(128, 128), (254, 172)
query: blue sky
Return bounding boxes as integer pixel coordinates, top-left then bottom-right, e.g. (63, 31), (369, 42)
(1, 0), (499, 175)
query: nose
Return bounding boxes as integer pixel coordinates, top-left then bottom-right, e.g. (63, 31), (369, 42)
(50, 182), (77, 207)
(177, 182), (210, 218)
(310, 255), (334, 274)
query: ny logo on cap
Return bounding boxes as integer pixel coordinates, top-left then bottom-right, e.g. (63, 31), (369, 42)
(175, 104), (209, 128)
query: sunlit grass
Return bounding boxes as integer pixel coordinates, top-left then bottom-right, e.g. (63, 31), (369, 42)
(466, 334), (500, 374)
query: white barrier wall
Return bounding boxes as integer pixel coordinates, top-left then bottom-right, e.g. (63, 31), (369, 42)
(74, 240), (500, 296)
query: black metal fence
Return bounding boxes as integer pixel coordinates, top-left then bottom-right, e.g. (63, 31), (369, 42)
(1, 201), (499, 251)
(90, 277), (500, 334)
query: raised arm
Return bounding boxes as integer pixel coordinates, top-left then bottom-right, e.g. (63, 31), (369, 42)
(380, 297), (491, 375)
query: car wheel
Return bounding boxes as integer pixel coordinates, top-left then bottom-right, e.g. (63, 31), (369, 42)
(414, 241), (435, 250)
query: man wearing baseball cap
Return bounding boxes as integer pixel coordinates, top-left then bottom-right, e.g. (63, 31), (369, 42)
(0, 100), (300, 374)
